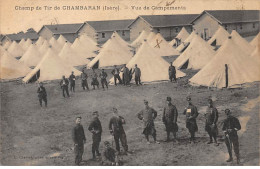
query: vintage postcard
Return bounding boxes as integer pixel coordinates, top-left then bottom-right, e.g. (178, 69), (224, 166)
(0, 0), (259, 166)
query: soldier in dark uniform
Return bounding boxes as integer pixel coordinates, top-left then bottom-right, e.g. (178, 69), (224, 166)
(132, 64), (141, 85)
(88, 111), (102, 160)
(69, 71), (76, 92)
(81, 69), (89, 91)
(162, 97), (178, 142)
(204, 99), (219, 145)
(99, 69), (108, 90)
(91, 69), (99, 90)
(183, 96), (199, 143)
(109, 107), (128, 154)
(60, 75), (70, 98)
(37, 82), (47, 107)
(122, 64), (130, 86)
(137, 100), (160, 144)
(111, 65), (122, 86)
(168, 62), (176, 82)
(101, 141), (119, 166)
(222, 109), (241, 164)
(72, 117), (86, 165)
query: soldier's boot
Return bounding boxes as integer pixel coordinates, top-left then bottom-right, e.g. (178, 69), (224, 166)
(92, 150), (96, 160)
(96, 150), (101, 157)
(236, 154), (240, 164)
(226, 152), (233, 162)
(207, 137), (213, 144)
(173, 133), (179, 143)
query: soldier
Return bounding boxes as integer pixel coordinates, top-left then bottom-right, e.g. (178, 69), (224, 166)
(109, 107), (128, 154)
(81, 69), (89, 91)
(69, 71), (76, 92)
(91, 69), (99, 90)
(122, 64), (130, 86)
(132, 64), (141, 85)
(137, 100), (160, 144)
(99, 69), (108, 90)
(101, 141), (119, 166)
(222, 109), (241, 164)
(111, 65), (122, 86)
(162, 97), (178, 142)
(72, 117), (86, 165)
(183, 96), (199, 143)
(37, 82), (47, 107)
(168, 62), (176, 82)
(88, 111), (102, 160)
(60, 75), (70, 98)
(204, 99), (219, 146)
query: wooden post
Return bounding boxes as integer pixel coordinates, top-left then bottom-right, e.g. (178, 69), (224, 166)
(225, 64), (228, 88)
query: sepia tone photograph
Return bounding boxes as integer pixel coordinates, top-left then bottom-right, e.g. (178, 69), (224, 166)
(0, 0), (259, 166)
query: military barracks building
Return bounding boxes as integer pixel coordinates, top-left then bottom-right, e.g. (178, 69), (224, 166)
(191, 10), (260, 40)
(128, 14), (198, 42)
(38, 23), (84, 43)
(1, 31), (39, 45)
(78, 19), (134, 44)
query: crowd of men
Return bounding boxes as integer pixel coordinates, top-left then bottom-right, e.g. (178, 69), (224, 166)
(36, 63), (242, 166)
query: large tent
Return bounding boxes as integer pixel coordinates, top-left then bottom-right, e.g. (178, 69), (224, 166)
(131, 30), (149, 48)
(7, 41), (25, 58)
(88, 34), (133, 68)
(230, 30), (255, 55)
(207, 26), (230, 46)
(109, 41), (186, 84)
(173, 34), (215, 70)
(169, 27), (190, 46)
(58, 42), (90, 67)
(250, 33), (259, 48)
(147, 33), (179, 56)
(48, 37), (62, 53)
(176, 31), (197, 52)
(23, 47), (81, 82)
(0, 51), (31, 80)
(189, 38), (260, 88)
(71, 35), (100, 59)
(19, 43), (42, 67)
(39, 40), (50, 54)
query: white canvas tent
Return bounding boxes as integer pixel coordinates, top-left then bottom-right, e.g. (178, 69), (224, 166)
(189, 38), (260, 88)
(250, 33), (259, 48)
(7, 41), (25, 58)
(35, 36), (45, 47)
(231, 30), (254, 55)
(0, 51), (31, 80)
(23, 39), (33, 50)
(176, 31), (197, 52)
(58, 42), (90, 67)
(173, 34), (215, 70)
(169, 27), (190, 46)
(57, 35), (68, 47)
(19, 43), (42, 67)
(48, 37), (62, 53)
(109, 41), (186, 84)
(207, 26), (230, 46)
(147, 33), (179, 56)
(131, 30), (149, 48)
(88, 34), (133, 68)
(23, 47), (81, 82)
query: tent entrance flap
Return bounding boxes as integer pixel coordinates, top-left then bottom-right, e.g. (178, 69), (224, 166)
(211, 39), (216, 46)
(28, 70), (40, 83)
(180, 60), (189, 69)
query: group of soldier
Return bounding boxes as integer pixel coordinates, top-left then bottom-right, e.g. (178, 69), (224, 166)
(71, 96), (241, 166)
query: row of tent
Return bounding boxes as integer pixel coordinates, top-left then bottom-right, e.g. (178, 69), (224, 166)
(0, 26), (259, 88)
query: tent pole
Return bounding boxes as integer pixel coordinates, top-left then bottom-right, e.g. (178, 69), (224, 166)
(225, 64), (228, 88)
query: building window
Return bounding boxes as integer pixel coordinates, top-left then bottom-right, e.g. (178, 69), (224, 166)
(175, 27), (179, 33)
(240, 24), (243, 29)
(102, 33), (105, 38)
(253, 23), (255, 28)
(122, 31), (125, 36)
(157, 28), (160, 33)
(224, 25), (228, 30)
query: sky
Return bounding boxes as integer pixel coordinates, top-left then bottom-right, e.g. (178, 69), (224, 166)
(0, 0), (259, 34)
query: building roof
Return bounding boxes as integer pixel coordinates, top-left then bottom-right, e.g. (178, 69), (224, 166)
(129, 14), (199, 28)
(85, 19), (134, 32)
(192, 10), (260, 24)
(2, 32), (39, 41)
(39, 23), (84, 34)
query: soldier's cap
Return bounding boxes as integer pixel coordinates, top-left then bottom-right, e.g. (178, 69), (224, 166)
(76, 116), (82, 119)
(135, 64), (137, 66)
(167, 97), (171, 101)
(104, 141), (110, 146)
(225, 109), (231, 114)
(144, 100), (148, 103)
(102, 69), (104, 71)
(186, 96), (191, 101)
(208, 98), (213, 103)
(92, 111), (98, 115)
(72, 71), (74, 73)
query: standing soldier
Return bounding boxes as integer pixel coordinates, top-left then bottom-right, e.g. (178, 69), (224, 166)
(60, 75), (70, 98)
(137, 100), (160, 144)
(99, 69), (108, 90)
(222, 109), (241, 164)
(168, 62), (176, 82)
(111, 65), (122, 86)
(204, 99), (219, 146)
(122, 64), (130, 86)
(91, 69), (99, 90)
(37, 82), (47, 107)
(72, 117), (86, 166)
(162, 97), (178, 142)
(183, 96), (198, 143)
(109, 107), (128, 155)
(69, 71), (76, 92)
(88, 111), (102, 160)
(132, 64), (141, 86)
(81, 69), (89, 91)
